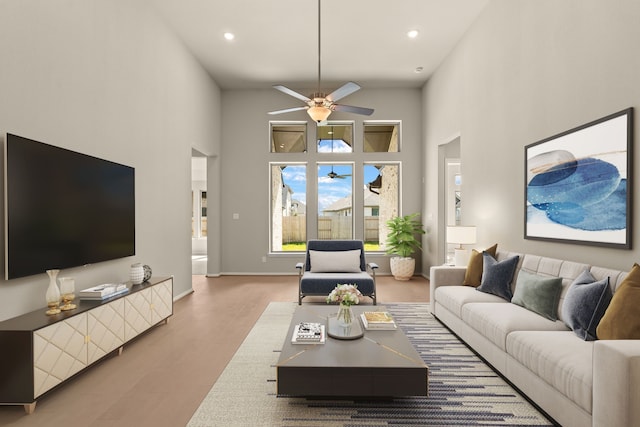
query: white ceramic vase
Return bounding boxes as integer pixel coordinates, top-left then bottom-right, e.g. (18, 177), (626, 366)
(130, 263), (144, 285)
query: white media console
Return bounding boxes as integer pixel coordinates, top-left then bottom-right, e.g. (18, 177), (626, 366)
(0, 276), (173, 414)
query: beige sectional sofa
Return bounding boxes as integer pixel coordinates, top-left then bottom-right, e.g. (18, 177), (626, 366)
(430, 251), (640, 427)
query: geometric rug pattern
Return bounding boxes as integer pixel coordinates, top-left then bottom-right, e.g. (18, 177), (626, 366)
(188, 302), (556, 426)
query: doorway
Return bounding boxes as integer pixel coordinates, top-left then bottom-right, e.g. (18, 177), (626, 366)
(192, 149), (207, 274)
(438, 137), (461, 265)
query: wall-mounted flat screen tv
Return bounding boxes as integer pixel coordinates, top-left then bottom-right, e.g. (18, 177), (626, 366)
(4, 133), (135, 280)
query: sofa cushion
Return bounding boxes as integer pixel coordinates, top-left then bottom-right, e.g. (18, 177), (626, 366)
(462, 244), (498, 287)
(562, 270), (612, 341)
(506, 331), (593, 413)
(597, 263), (640, 339)
(477, 253), (520, 301)
(461, 302), (569, 351)
(511, 270), (563, 321)
(309, 249), (361, 273)
(435, 285), (507, 318)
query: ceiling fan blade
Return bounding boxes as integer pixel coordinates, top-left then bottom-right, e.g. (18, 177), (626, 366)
(273, 85), (311, 102)
(332, 103), (374, 116)
(268, 106), (308, 115)
(326, 82), (361, 102)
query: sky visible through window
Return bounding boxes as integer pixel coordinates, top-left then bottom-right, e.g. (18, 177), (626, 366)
(282, 163), (380, 214)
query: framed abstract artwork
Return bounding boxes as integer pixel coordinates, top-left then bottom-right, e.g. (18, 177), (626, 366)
(525, 108), (633, 248)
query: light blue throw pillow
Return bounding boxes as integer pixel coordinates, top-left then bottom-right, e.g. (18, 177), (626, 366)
(477, 253), (520, 301)
(512, 270), (563, 321)
(562, 269), (612, 341)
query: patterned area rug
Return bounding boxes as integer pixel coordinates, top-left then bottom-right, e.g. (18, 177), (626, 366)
(188, 302), (555, 427)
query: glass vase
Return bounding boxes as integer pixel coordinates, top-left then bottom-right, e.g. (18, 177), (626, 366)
(336, 302), (354, 327)
(45, 269), (61, 315)
(59, 277), (76, 311)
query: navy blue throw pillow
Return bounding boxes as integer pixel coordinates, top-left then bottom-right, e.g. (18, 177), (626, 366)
(477, 253), (520, 301)
(562, 269), (612, 341)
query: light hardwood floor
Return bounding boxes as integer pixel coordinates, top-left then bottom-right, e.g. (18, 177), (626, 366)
(0, 274), (429, 427)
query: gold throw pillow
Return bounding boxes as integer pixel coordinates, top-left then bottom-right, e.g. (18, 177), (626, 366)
(596, 263), (640, 340)
(462, 243), (498, 287)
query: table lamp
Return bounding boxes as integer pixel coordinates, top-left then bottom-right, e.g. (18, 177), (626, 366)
(447, 226), (477, 266)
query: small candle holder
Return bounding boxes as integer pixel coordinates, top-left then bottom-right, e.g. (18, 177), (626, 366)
(59, 277), (77, 311)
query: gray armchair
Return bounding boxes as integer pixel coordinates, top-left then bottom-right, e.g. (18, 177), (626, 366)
(296, 240), (378, 305)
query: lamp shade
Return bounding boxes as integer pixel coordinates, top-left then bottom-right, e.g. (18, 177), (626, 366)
(446, 226), (477, 245)
(307, 106), (331, 122)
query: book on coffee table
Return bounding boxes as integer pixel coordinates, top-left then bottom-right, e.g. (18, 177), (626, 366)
(361, 311), (397, 330)
(291, 322), (326, 344)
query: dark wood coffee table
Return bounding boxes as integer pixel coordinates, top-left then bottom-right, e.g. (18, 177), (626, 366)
(276, 305), (428, 397)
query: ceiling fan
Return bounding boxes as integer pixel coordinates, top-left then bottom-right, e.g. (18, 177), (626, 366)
(268, 0), (374, 123)
(325, 135), (351, 179)
(327, 166), (351, 179)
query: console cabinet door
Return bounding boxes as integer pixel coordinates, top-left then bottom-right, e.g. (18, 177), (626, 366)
(124, 287), (153, 341)
(87, 298), (125, 365)
(150, 279), (173, 324)
(33, 313), (88, 398)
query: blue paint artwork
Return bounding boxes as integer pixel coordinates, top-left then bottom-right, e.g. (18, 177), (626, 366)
(527, 150), (625, 231)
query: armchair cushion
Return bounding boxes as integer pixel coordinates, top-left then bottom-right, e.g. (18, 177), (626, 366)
(300, 272), (375, 295)
(309, 249), (362, 273)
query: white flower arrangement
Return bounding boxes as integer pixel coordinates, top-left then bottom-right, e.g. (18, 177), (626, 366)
(326, 283), (362, 306)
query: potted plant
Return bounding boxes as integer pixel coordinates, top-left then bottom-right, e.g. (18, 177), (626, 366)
(385, 213), (425, 280)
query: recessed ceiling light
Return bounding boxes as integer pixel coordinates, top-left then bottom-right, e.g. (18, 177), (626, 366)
(407, 30), (419, 39)
(223, 32), (235, 41)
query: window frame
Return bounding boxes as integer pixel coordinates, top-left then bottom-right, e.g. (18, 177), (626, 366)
(363, 120), (402, 153)
(269, 162), (308, 253)
(269, 121), (308, 153)
(363, 161), (401, 252)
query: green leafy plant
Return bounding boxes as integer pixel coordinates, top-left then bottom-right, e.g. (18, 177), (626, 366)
(385, 213), (426, 258)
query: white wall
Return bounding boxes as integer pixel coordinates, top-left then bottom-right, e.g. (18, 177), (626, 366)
(217, 87), (423, 275)
(0, 0), (221, 321)
(423, 0), (640, 272)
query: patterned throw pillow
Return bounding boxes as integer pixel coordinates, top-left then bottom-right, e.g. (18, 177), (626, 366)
(562, 269), (612, 340)
(477, 253), (520, 301)
(463, 244), (498, 287)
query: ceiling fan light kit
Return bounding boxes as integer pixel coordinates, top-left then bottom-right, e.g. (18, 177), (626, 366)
(308, 105), (332, 122)
(268, 0), (374, 122)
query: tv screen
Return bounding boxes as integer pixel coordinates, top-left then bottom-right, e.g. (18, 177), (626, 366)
(4, 133), (135, 279)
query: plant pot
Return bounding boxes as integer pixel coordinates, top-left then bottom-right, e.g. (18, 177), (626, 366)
(390, 257), (415, 281)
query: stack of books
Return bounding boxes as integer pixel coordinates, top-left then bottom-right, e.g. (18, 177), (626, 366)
(79, 284), (129, 300)
(360, 311), (397, 330)
(291, 322), (326, 344)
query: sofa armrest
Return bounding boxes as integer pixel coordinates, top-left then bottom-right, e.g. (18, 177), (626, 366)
(295, 262), (304, 270)
(429, 265), (466, 314)
(593, 340), (640, 427)
(367, 262), (379, 270)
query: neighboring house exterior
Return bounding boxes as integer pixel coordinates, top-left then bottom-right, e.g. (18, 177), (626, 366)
(323, 189), (380, 216)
